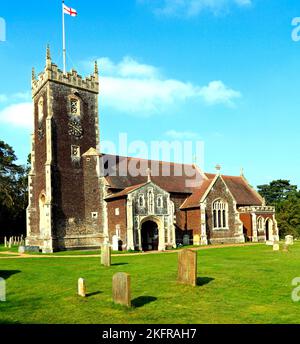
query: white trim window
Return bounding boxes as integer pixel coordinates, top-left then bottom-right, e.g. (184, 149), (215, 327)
(212, 199), (228, 230)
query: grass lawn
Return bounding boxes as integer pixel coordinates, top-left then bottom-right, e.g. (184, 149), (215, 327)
(0, 243), (300, 324)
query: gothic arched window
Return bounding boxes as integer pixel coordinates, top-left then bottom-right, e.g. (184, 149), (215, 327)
(257, 217), (264, 231)
(138, 194), (145, 207)
(157, 195), (163, 208)
(212, 199), (228, 229)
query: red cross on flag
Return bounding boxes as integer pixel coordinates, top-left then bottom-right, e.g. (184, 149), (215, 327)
(63, 3), (78, 17)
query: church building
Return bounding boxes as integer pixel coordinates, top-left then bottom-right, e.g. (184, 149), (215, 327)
(26, 47), (279, 253)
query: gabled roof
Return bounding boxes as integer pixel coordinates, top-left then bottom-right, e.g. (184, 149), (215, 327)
(205, 173), (263, 206)
(105, 182), (147, 200)
(180, 179), (214, 209)
(180, 173), (263, 210)
(101, 154), (206, 194)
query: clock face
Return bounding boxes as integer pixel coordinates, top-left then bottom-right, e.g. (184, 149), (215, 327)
(68, 120), (83, 138)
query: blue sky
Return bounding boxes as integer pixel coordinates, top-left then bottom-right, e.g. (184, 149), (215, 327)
(0, 0), (300, 188)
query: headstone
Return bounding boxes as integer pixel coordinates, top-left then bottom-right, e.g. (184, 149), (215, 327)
(112, 235), (119, 251)
(183, 234), (190, 246)
(18, 246), (26, 254)
(25, 246), (40, 253)
(101, 244), (111, 267)
(0, 278), (5, 302)
(193, 234), (200, 246)
(273, 243), (280, 251)
(8, 237), (12, 249)
(78, 278), (86, 297)
(285, 235), (294, 246)
(4, 237), (7, 248)
(283, 244), (289, 253)
(178, 249), (197, 286)
(112, 272), (131, 307)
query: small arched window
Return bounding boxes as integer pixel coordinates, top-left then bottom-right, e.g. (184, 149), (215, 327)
(138, 194), (145, 207)
(213, 199), (228, 229)
(257, 217), (264, 231)
(157, 195), (163, 208)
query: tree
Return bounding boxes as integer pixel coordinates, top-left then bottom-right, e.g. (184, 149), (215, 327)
(0, 141), (29, 237)
(275, 191), (300, 238)
(257, 180), (297, 205)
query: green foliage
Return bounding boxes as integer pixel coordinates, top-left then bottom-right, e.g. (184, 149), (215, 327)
(257, 179), (300, 238)
(0, 140), (29, 236)
(257, 179), (297, 205)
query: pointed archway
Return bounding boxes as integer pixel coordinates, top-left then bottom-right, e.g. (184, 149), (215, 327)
(141, 220), (159, 251)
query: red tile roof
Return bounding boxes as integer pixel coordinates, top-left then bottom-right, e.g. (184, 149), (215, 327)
(105, 183), (147, 200)
(206, 173), (263, 206)
(101, 154), (205, 194)
(180, 179), (213, 209)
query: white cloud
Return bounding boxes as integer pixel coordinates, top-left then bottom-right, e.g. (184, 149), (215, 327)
(0, 102), (33, 129)
(89, 56), (241, 116)
(139, 0), (252, 17)
(199, 80), (241, 106)
(165, 130), (200, 139)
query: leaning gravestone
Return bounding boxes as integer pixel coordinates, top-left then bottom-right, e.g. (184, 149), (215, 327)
(285, 235), (294, 246)
(112, 272), (131, 307)
(101, 244), (111, 267)
(78, 278), (86, 297)
(273, 242), (280, 251)
(178, 249), (197, 286)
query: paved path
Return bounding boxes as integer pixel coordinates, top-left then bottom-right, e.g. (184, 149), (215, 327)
(0, 243), (260, 260)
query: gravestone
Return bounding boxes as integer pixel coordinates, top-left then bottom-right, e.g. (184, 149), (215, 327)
(8, 237), (12, 248)
(283, 244), (289, 253)
(178, 249), (197, 286)
(0, 278), (5, 302)
(4, 237), (7, 248)
(273, 243), (280, 251)
(25, 246), (40, 253)
(112, 235), (119, 251)
(78, 278), (86, 297)
(18, 246), (26, 254)
(285, 235), (294, 246)
(101, 244), (111, 267)
(112, 272), (131, 307)
(183, 234), (190, 246)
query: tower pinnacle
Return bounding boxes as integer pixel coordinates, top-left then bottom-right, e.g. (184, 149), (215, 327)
(46, 44), (51, 68)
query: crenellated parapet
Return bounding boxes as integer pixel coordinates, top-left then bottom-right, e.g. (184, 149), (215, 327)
(238, 205), (275, 214)
(32, 45), (99, 97)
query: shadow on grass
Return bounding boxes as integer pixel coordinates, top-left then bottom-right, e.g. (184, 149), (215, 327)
(111, 263), (128, 266)
(0, 270), (21, 280)
(197, 277), (214, 286)
(132, 296), (157, 308)
(86, 291), (102, 298)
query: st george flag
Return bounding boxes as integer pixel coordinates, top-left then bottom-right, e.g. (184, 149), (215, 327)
(63, 3), (78, 17)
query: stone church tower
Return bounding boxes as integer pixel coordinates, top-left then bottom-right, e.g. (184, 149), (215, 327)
(26, 46), (105, 253)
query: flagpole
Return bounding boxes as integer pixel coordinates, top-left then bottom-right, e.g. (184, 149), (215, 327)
(62, 0), (66, 73)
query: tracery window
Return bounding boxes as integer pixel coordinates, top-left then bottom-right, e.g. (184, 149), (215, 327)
(212, 199), (228, 229)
